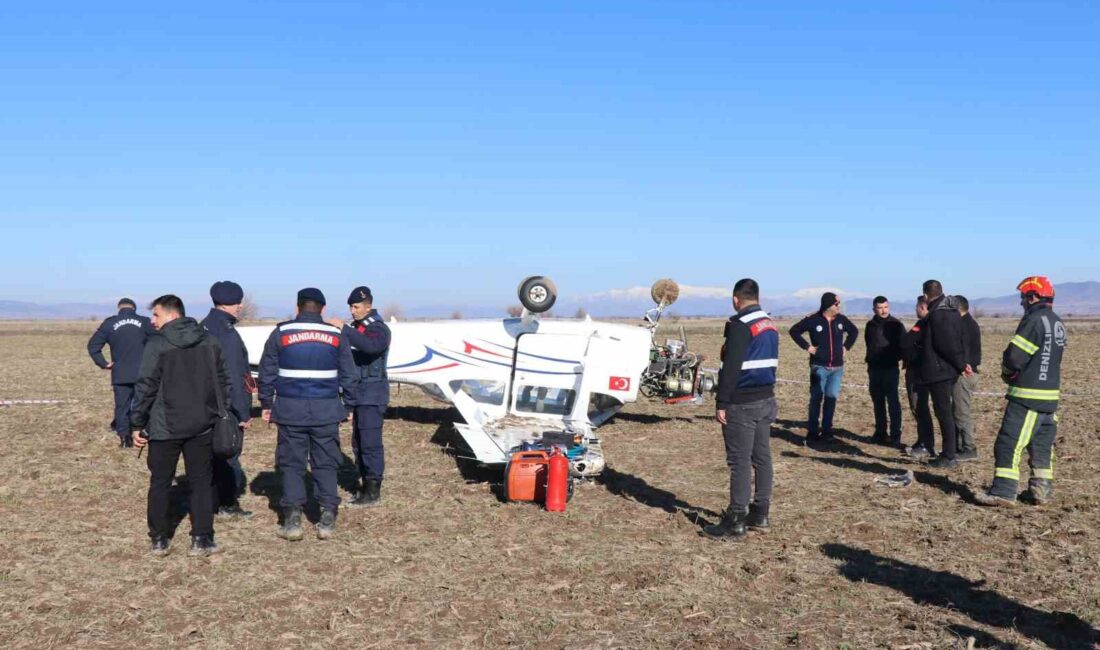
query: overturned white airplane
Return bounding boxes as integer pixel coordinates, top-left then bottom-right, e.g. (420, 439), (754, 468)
(238, 277), (714, 480)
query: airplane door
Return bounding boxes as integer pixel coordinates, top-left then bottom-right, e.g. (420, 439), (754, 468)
(509, 333), (586, 420)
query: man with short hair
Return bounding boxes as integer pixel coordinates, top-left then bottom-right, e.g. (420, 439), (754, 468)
(954, 296), (983, 461)
(131, 295), (229, 557)
(975, 276), (1066, 507)
(864, 296), (905, 446)
(87, 298), (152, 447)
(789, 292), (859, 443)
(200, 281), (254, 519)
(259, 288), (359, 541)
(704, 278), (778, 540)
(327, 286), (391, 507)
(916, 280), (970, 469)
(901, 296), (935, 457)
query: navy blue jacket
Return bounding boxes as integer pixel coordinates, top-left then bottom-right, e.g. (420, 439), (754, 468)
(87, 308), (153, 385)
(789, 312), (858, 367)
(258, 312), (359, 426)
(200, 307), (253, 422)
(716, 304), (779, 409)
(342, 309), (391, 406)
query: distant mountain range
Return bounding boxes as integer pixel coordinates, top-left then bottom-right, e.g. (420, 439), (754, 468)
(4, 281), (1100, 320)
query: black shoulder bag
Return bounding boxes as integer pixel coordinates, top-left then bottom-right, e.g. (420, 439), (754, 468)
(208, 348), (243, 459)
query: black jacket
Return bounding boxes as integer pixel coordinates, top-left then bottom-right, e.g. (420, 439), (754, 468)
(201, 308), (253, 422)
(917, 296), (967, 384)
(864, 315), (905, 369)
(961, 312), (982, 372)
(131, 318), (231, 441)
(87, 308), (153, 385)
(789, 312), (858, 367)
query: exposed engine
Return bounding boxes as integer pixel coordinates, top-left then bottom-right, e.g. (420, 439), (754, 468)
(640, 279), (719, 404)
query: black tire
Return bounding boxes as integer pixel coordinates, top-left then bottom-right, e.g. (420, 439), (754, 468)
(517, 276), (557, 313)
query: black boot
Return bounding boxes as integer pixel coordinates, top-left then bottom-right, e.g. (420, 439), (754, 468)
(149, 535), (171, 557)
(276, 507), (304, 541)
(1024, 478), (1054, 505)
(746, 504), (770, 532)
(703, 508), (747, 540)
(349, 480), (382, 508)
(189, 534), (221, 557)
(317, 508), (338, 540)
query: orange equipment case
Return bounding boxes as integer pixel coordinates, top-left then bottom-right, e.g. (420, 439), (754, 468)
(503, 451), (549, 502)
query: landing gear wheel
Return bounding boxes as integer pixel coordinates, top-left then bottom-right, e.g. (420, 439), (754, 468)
(518, 276), (558, 313)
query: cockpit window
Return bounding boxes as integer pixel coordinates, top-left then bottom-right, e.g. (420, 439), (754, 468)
(514, 386), (576, 415)
(449, 380), (506, 406)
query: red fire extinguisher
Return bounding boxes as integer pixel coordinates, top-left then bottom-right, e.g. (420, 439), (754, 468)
(545, 447), (569, 512)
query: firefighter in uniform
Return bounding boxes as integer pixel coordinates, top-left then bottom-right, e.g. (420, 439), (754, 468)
(327, 286), (391, 507)
(87, 298), (152, 447)
(975, 276), (1067, 507)
(258, 288), (359, 540)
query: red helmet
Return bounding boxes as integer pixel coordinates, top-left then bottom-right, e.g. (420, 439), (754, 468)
(1017, 275), (1055, 300)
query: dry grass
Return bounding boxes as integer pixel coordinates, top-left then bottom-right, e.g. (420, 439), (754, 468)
(0, 320), (1097, 649)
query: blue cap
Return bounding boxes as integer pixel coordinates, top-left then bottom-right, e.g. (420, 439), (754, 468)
(297, 287), (326, 306)
(347, 286), (373, 305)
(210, 281), (244, 306)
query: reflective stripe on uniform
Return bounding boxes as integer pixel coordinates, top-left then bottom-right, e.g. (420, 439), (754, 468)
(279, 322), (341, 334)
(1006, 386), (1060, 400)
(741, 358), (779, 370)
(1011, 335), (1039, 355)
(740, 310), (770, 323)
(1032, 467), (1054, 479)
(996, 409), (1038, 483)
(278, 368), (338, 379)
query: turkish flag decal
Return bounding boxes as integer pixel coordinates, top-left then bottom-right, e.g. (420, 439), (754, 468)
(608, 376), (631, 391)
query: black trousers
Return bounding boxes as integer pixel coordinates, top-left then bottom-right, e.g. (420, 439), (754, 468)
(112, 383), (135, 439)
(147, 433), (214, 539)
(353, 404), (386, 483)
(212, 453), (246, 509)
(925, 378), (958, 460)
(867, 366), (902, 439)
(721, 397), (776, 513)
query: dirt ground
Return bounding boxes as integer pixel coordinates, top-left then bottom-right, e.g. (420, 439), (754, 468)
(1, 318), (1098, 649)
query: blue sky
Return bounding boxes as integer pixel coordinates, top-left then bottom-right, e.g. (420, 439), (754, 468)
(2, 1), (1097, 312)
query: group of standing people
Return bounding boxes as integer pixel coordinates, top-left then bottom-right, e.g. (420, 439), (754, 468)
(88, 283), (391, 556)
(706, 275), (1068, 540)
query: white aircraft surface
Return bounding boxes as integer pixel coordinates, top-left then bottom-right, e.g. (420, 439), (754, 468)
(237, 277), (679, 479)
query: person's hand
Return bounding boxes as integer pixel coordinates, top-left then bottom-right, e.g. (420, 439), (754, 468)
(326, 317), (345, 329)
(239, 419), (252, 430)
(346, 411), (354, 422)
(262, 409), (272, 423)
(105, 362), (114, 369)
(963, 364), (974, 377)
(716, 409), (727, 425)
(132, 431), (147, 449)
(807, 346), (818, 355)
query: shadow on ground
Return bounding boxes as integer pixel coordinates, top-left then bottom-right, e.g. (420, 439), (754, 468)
(597, 467), (721, 529)
(780, 451), (977, 501)
(822, 543), (1100, 650)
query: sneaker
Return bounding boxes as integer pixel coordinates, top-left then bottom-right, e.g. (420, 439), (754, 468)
(188, 534), (221, 557)
(904, 446), (931, 459)
(956, 448), (979, 462)
(149, 536), (171, 557)
(216, 503), (253, 520)
(928, 455), (959, 469)
(347, 480), (382, 508)
(702, 509), (747, 540)
(276, 508), (304, 542)
(746, 505), (770, 532)
(316, 508), (337, 540)
(973, 491), (1017, 508)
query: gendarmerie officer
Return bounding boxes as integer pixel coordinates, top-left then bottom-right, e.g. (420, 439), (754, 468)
(87, 298), (152, 447)
(259, 288), (359, 541)
(200, 281), (254, 519)
(327, 286), (391, 507)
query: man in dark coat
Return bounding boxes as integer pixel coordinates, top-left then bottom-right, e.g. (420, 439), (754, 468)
(200, 281), (254, 519)
(864, 296), (906, 446)
(88, 298), (152, 447)
(916, 280), (970, 469)
(131, 295), (230, 557)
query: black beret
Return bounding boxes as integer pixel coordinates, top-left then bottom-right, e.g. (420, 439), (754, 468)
(347, 286), (373, 305)
(210, 280), (244, 305)
(297, 287), (326, 306)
